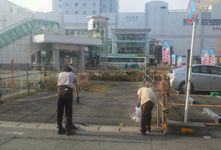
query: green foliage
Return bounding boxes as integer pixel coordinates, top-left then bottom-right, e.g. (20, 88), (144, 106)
(105, 84), (119, 88)
(40, 80), (57, 91)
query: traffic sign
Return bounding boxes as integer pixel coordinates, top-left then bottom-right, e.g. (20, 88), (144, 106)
(186, 0), (198, 24)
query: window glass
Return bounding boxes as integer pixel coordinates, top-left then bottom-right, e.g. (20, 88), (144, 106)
(75, 11), (78, 14)
(2, 33), (13, 44)
(83, 3), (86, 6)
(201, 66), (211, 74)
(65, 3), (68, 7)
(65, 11), (69, 14)
(53, 24), (60, 34)
(83, 11), (86, 14)
(21, 25), (30, 34)
(192, 66), (200, 73)
(30, 21), (38, 29)
(26, 22), (34, 31)
(218, 68), (221, 75)
(75, 3), (78, 6)
(93, 11), (96, 14)
(93, 3), (96, 6)
(15, 27), (24, 37)
(0, 36), (7, 46)
(210, 67), (218, 74)
(39, 22), (45, 28)
(8, 29), (19, 40)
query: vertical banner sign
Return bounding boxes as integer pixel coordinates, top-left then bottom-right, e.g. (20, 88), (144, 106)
(208, 48), (215, 65)
(172, 54), (176, 65)
(162, 40), (170, 63)
(177, 56), (182, 67)
(201, 48), (208, 64)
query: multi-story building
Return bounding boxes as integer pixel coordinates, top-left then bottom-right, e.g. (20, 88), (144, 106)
(0, 0), (34, 14)
(198, 0), (221, 11)
(52, 0), (119, 15)
(1, 0), (221, 66)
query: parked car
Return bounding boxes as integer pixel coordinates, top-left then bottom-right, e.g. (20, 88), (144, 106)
(168, 64), (221, 93)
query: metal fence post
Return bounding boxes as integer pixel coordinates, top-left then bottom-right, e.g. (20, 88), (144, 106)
(26, 64), (29, 94)
(148, 65), (150, 87)
(20, 72), (23, 95)
(162, 96), (165, 124)
(153, 66), (155, 93)
(0, 91), (2, 103)
(157, 92), (160, 127)
(6, 71), (7, 89)
(44, 65), (46, 83)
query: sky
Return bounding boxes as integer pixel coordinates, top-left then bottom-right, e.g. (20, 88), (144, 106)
(8, 0), (190, 13)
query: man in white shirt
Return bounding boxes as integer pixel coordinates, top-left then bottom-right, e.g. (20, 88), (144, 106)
(137, 87), (156, 134)
(56, 65), (79, 135)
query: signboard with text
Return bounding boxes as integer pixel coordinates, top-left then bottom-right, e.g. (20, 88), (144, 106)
(162, 40), (170, 63)
(177, 56), (182, 67)
(172, 54), (176, 65)
(201, 48), (215, 65)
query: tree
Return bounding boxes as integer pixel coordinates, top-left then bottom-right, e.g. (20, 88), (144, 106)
(216, 34), (221, 57)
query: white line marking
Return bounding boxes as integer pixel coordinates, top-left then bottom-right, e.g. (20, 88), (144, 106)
(216, 96), (221, 99)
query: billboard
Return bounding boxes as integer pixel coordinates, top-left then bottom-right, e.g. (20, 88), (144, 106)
(162, 40), (170, 63)
(172, 54), (176, 65)
(177, 56), (182, 67)
(201, 48), (215, 65)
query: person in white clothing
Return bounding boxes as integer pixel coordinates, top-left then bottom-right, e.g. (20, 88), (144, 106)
(56, 65), (79, 135)
(137, 87), (156, 134)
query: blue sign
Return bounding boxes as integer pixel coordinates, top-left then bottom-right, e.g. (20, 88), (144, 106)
(186, 0), (198, 24)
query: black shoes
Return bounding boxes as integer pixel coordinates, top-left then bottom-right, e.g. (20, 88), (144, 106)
(147, 127), (151, 132)
(66, 130), (74, 135)
(57, 128), (66, 134)
(58, 128), (74, 135)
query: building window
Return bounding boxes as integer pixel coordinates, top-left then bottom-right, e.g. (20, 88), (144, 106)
(93, 3), (96, 6)
(75, 11), (78, 14)
(65, 3), (68, 7)
(75, 3), (78, 6)
(83, 3), (86, 6)
(59, 5), (62, 8)
(103, 4), (106, 8)
(83, 11), (86, 14)
(161, 6), (166, 9)
(93, 11), (96, 14)
(65, 11), (69, 14)
(59, 0), (62, 1)
(10, 8), (12, 12)
(201, 19), (221, 26)
(183, 19), (199, 25)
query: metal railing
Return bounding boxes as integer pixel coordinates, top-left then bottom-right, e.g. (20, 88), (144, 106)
(143, 65), (170, 127)
(0, 64), (62, 98)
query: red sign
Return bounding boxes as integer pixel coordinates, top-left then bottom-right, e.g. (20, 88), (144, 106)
(186, 0), (198, 24)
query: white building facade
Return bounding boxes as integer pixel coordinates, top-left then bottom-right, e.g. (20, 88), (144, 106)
(1, 1), (221, 65)
(52, 0), (119, 15)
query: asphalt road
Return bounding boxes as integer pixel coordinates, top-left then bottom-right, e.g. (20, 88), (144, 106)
(1, 81), (221, 150)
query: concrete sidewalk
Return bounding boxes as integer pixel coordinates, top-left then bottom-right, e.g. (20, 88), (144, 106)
(0, 121), (221, 150)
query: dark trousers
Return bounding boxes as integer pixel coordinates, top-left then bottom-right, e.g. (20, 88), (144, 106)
(56, 86), (73, 131)
(140, 101), (154, 133)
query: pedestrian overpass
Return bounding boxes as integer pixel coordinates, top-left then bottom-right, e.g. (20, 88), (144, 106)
(0, 18), (102, 69)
